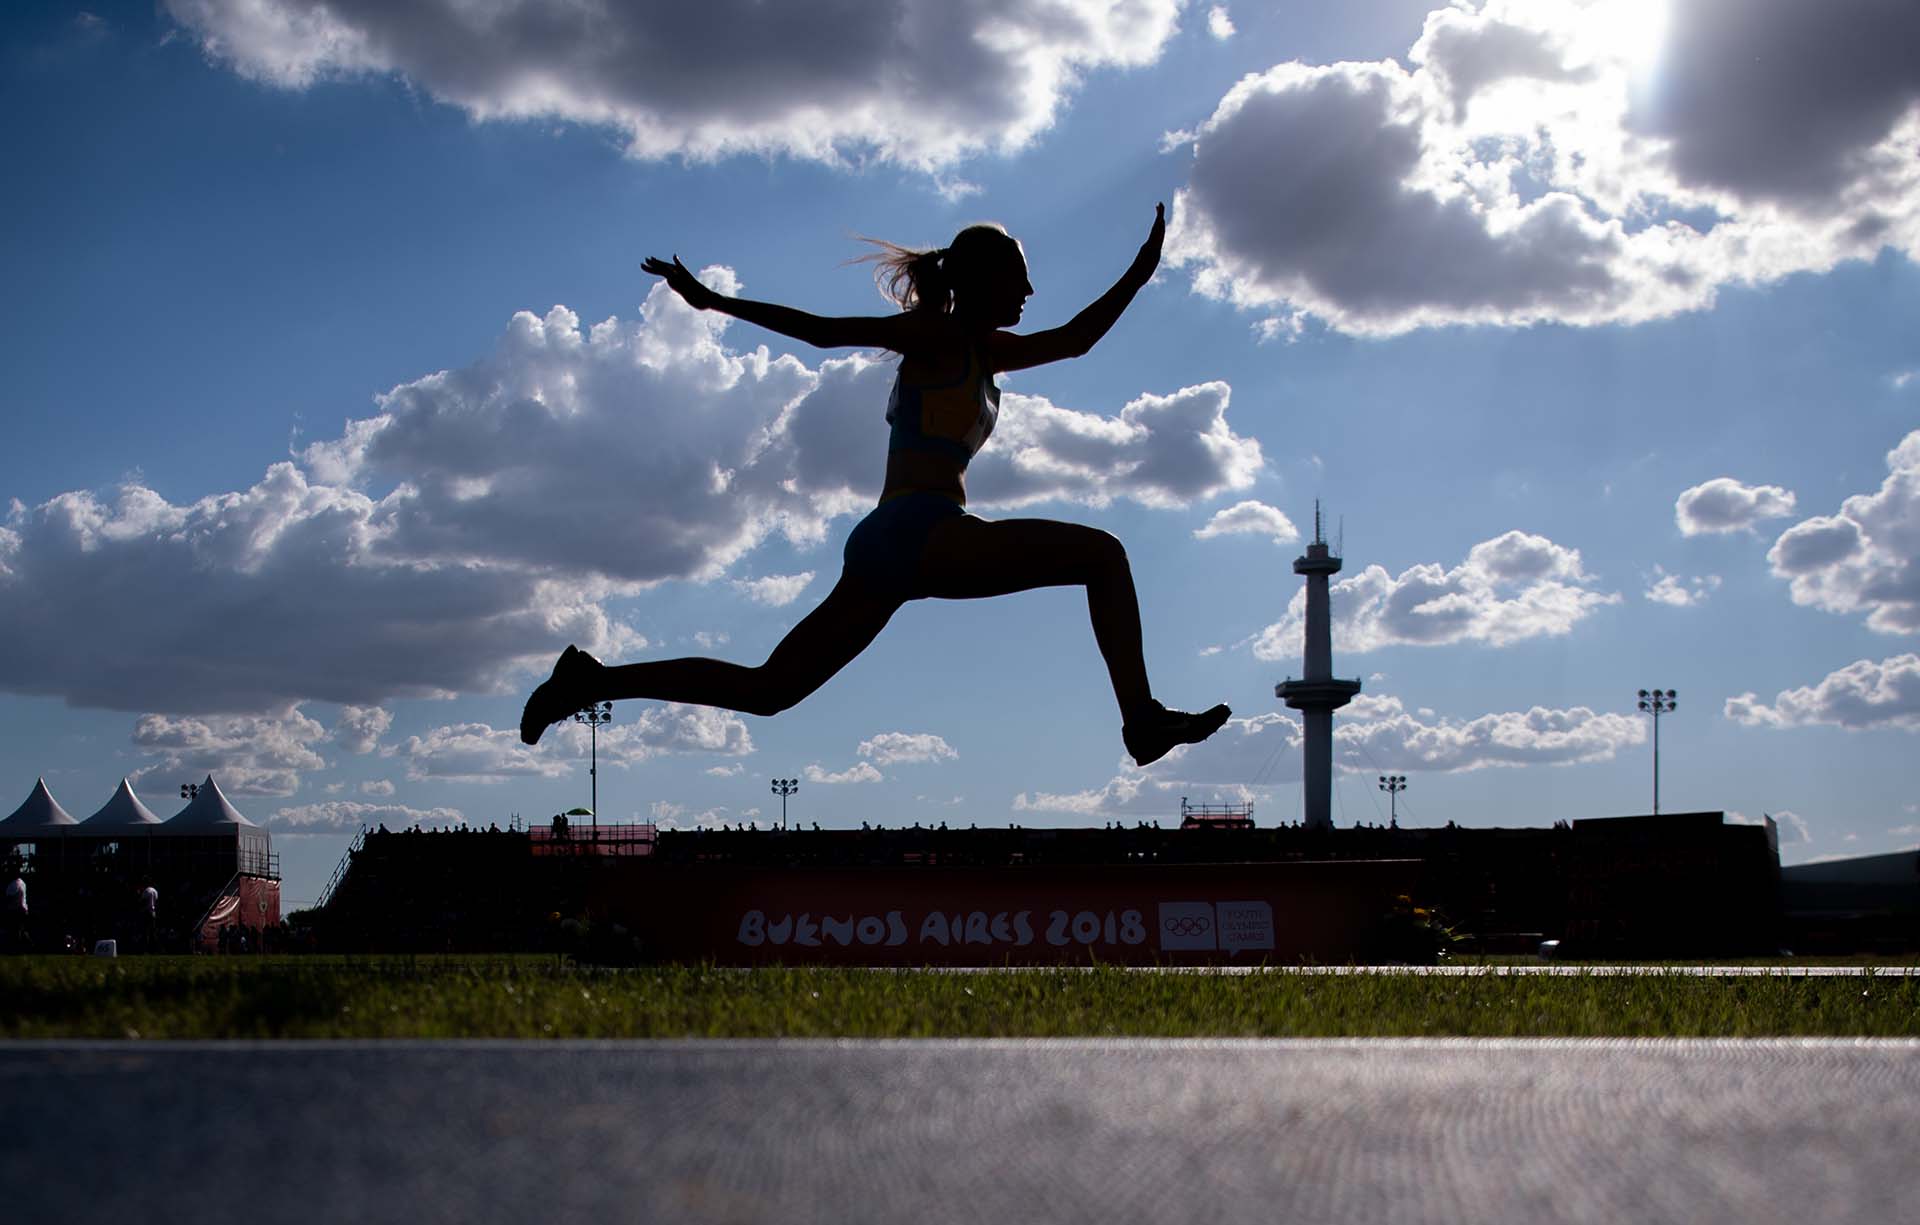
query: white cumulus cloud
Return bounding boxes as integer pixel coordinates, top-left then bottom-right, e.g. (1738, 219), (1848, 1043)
(857, 731), (959, 765)
(550, 703), (755, 764)
(803, 761), (884, 785)
(1014, 771), (1217, 819)
(1643, 567), (1721, 607)
(966, 382), (1264, 511)
(1015, 696), (1644, 816)
(1766, 430), (1920, 634)
(1193, 500), (1299, 545)
(1206, 6), (1235, 40)
(333, 705), (393, 754)
(1164, 0), (1920, 335)
(1328, 695), (1644, 773)
(0, 466), (641, 715)
(1726, 654), (1920, 732)
(129, 708), (329, 798)
(268, 799), (465, 835)
(1252, 530), (1619, 659)
(399, 722), (574, 784)
(732, 572), (816, 607)
(162, 0), (1182, 172)
(1675, 477), (1797, 536)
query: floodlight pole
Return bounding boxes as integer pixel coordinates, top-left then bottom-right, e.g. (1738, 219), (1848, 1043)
(770, 778), (799, 831)
(1636, 688), (1677, 814)
(572, 701), (614, 833)
(1377, 774), (1406, 828)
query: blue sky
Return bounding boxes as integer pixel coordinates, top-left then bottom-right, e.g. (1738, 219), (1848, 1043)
(4, 0), (1918, 907)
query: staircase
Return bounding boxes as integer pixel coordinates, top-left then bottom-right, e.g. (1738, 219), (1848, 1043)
(315, 826), (367, 912)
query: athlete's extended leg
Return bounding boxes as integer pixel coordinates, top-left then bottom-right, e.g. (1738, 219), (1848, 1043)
(520, 574), (902, 743)
(916, 516), (1228, 765)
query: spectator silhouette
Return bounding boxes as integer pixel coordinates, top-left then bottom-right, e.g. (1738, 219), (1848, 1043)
(3, 868), (25, 952)
(137, 881), (158, 953)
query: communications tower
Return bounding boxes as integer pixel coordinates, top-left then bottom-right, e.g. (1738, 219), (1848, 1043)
(1275, 504), (1362, 831)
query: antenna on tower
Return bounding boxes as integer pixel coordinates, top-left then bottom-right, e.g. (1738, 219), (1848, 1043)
(1337, 515), (1344, 559)
(1313, 500), (1324, 545)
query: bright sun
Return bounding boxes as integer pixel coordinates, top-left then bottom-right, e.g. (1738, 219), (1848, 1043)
(1587, 0), (1671, 72)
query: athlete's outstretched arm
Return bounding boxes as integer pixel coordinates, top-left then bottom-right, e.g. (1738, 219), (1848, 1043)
(642, 255), (934, 355)
(987, 203), (1164, 374)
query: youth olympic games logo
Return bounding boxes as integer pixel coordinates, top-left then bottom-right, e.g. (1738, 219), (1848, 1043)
(1157, 902), (1218, 950)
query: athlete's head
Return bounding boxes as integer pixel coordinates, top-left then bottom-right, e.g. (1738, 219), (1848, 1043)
(862, 223), (1032, 326)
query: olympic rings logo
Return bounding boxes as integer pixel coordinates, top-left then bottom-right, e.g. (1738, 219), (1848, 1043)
(1163, 915), (1212, 936)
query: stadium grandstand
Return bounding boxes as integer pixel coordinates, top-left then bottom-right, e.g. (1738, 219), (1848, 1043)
(303, 803), (1786, 959)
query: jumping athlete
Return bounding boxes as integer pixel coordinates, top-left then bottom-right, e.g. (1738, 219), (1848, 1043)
(521, 204), (1230, 766)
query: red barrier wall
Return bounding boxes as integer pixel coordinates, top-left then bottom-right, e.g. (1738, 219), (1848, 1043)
(193, 875), (282, 951)
(591, 859), (1420, 965)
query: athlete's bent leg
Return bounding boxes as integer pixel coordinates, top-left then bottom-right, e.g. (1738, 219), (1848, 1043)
(916, 516), (1228, 765)
(917, 516), (1149, 710)
(519, 574), (902, 743)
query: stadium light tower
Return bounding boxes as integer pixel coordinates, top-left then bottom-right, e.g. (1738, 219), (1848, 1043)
(179, 783), (199, 801)
(1636, 688), (1677, 814)
(1378, 774), (1406, 828)
(572, 701), (614, 833)
(770, 778), (799, 831)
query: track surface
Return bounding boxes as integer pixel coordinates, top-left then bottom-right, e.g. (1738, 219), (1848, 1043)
(6, 1039), (1918, 1224)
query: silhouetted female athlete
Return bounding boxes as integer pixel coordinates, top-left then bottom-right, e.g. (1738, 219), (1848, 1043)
(521, 204), (1229, 766)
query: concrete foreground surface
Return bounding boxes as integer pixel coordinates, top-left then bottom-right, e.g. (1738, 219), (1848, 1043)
(4, 1038), (1917, 1224)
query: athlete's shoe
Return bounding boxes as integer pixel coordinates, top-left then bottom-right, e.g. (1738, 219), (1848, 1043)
(519, 645), (602, 745)
(1123, 700), (1232, 767)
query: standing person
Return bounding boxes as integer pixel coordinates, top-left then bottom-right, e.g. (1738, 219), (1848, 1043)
(3, 869), (25, 952)
(138, 882), (159, 954)
(522, 205), (1229, 766)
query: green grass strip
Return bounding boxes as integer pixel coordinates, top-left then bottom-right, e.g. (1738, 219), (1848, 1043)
(2, 956), (1916, 1040)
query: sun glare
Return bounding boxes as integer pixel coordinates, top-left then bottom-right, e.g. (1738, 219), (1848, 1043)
(1586, 0), (1670, 72)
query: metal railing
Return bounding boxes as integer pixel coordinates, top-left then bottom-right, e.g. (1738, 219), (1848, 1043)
(315, 826), (366, 911)
(527, 821), (657, 857)
(236, 845), (280, 878)
(1181, 798), (1255, 821)
(190, 873), (241, 952)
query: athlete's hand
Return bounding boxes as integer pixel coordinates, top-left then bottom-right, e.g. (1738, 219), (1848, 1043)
(1131, 203), (1166, 280)
(642, 255), (718, 310)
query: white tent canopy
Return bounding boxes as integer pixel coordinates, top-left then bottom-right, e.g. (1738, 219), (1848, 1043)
(81, 779), (163, 830)
(1, 778), (77, 830)
(160, 776), (257, 832)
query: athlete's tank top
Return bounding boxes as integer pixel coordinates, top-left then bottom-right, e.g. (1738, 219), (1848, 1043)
(885, 343), (999, 468)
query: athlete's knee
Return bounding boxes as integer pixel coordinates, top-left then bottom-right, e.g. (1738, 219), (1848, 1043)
(742, 694), (789, 718)
(1083, 527), (1130, 577)
(741, 684), (792, 718)
(743, 665), (816, 717)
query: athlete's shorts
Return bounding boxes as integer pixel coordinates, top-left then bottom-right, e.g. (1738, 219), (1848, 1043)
(842, 491), (970, 599)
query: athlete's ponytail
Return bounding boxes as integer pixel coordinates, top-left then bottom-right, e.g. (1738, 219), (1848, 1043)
(855, 223), (1014, 314)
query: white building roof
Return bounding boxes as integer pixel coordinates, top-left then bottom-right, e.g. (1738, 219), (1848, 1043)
(81, 779), (163, 829)
(160, 776), (258, 832)
(1, 778), (77, 830)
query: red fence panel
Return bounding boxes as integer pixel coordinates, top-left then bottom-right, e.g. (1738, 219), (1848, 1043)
(591, 859), (1420, 965)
